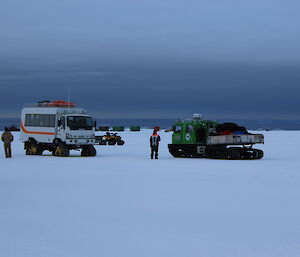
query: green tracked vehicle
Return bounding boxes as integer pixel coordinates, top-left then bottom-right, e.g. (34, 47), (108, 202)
(168, 114), (264, 160)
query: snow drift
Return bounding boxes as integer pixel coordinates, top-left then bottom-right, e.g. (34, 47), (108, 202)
(0, 130), (299, 257)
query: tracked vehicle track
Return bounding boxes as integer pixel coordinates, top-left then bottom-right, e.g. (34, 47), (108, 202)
(168, 144), (264, 160)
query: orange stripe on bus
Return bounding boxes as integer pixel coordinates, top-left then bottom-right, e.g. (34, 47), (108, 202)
(20, 122), (56, 135)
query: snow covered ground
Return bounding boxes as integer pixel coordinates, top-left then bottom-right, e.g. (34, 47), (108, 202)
(0, 130), (300, 257)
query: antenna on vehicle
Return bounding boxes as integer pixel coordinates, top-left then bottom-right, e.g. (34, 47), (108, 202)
(67, 85), (70, 112)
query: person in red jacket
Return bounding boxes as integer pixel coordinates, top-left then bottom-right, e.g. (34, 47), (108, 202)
(150, 131), (161, 159)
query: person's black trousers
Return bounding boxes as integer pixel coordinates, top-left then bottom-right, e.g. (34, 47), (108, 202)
(4, 143), (12, 158)
(150, 146), (159, 159)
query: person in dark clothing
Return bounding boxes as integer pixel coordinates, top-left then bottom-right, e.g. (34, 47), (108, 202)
(150, 131), (161, 159)
(1, 127), (14, 158)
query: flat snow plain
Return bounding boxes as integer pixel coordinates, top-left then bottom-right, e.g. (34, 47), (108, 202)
(0, 130), (300, 257)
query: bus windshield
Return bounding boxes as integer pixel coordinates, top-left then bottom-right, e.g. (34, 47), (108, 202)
(67, 116), (93, 130)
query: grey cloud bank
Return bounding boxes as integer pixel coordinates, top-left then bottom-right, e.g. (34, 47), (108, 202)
(0, 0), (300, 119)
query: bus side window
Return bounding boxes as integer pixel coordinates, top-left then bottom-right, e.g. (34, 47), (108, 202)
(25, 114), (31, 126)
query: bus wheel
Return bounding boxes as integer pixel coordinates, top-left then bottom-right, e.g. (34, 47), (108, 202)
(55, 143), (70, 157)
(81, 146), (97, 156)
(25, 141), (43, 155)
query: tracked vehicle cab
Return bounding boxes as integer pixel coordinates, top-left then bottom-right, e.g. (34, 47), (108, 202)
(172, 119), (218, 145)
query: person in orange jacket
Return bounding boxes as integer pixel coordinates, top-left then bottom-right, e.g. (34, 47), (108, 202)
(150, 131), (161, 159)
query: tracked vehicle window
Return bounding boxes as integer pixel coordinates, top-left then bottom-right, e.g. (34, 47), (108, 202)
(67, 116), (93, 130)
(174, 125), (182, 133)
(186, 125), (193, 133)
(25, 114), (55, 127)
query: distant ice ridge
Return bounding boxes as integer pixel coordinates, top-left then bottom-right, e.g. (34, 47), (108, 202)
(1, 118), (300, 130)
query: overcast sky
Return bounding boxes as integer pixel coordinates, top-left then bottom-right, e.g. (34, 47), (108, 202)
(0, 0), (300, 119)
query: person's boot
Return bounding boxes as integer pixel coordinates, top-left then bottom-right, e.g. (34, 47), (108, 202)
(151, 154), (153, 159)
(155, 153), (158, 159)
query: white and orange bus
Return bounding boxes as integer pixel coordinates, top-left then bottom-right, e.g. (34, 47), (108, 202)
(20, 101), (97, 157)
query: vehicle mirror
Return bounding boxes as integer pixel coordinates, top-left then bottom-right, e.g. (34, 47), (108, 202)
(58, 119), (61, 127)
(94, 120), (97, 128)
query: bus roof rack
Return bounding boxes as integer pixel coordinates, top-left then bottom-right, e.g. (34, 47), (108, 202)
(23, 101), (75, 108)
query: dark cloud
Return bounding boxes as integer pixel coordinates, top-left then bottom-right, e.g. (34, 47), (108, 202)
(0, 0), (300, 118)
